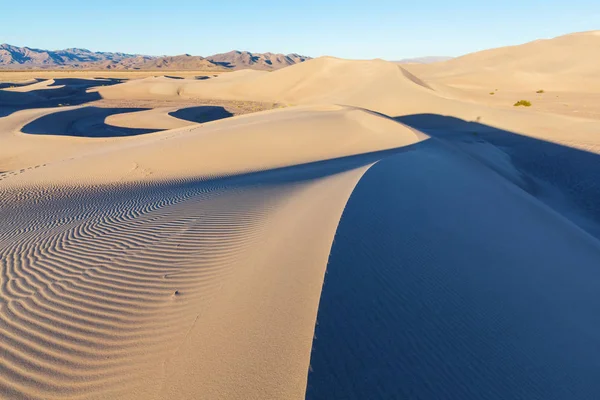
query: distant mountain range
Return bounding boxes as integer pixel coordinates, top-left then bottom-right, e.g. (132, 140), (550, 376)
(206, 51), (309, 70)
(0, 44), (311, 71)
(0, 44), (145, 66)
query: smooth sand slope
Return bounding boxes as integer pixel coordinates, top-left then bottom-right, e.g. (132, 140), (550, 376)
(404, 31), (600, 91)
(1, 41), (600, 399)
(402, 31), (600, 119)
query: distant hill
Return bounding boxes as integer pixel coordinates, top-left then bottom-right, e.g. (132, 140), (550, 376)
(395, 56), (453, 64)
(99, 54), (224, 71)
(206, 51), (311, 70)
(0, 44), (143, 68)
(0, 44), (311, 71)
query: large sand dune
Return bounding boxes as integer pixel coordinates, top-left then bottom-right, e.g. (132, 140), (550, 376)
(307, 139), (600, 400)
(1, 35), (600, 399)
(405, 31), (600, 91)
(0, 99), (425, 399)
(95, 58), (434, 113)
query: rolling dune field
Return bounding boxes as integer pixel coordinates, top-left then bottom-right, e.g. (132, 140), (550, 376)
(1, 30), (600, 399)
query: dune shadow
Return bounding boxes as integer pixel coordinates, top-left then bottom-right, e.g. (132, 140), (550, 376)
(0, 78), (124, 117)
(0, 105), (19, 118)
(47, 78), (125, 88)
(169, 106), (233, 124)
(307, 133), (600, 400)
(21, 106), (161, 138)
(0, 78), (44, 89)
(395, 113), (600, 239)
(307, 115), (600, 399)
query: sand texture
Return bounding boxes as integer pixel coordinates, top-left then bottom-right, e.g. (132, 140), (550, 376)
(1, 31), (600, 399)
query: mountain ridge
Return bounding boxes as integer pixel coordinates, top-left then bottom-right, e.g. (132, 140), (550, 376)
(0, 44), (311, 70)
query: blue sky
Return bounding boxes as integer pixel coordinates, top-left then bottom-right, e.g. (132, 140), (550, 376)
(2, 0), (599, 59)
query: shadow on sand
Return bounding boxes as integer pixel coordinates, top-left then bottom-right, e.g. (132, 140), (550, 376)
(0, 79), (44, 89)
(395, 114), (600, 239)
(306, 118), (600, 399)
(21, 106), (159, 137)
(169, 106), (233, 124)
(0, 78), (123, 117)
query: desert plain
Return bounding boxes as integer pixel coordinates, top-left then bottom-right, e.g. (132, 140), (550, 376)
(1, 31), (600, 399)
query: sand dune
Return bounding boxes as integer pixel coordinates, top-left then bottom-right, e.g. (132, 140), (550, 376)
(0, 79), (42, 89)
(21, 106), (155, 137)
(2, 33), (600, 399)
(96, 58), (433, 109)
(104, 106), (228, 131)
(3, 105), (426, 187)
(5, 78), (118, 94)
(0, 158), (381, 399)
(97, 56), (600, 143)
(0, 101), (425, 399)
(405, 30), (600, 91)
(307, 138), (600, 400)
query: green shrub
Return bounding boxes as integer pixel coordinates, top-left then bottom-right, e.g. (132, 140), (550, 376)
(514, 100), (532, 107)
(489, 92), (495, 95)
(536, 89), (544, 94)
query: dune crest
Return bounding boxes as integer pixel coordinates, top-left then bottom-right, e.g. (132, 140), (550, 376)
(4, 105), (426, 188)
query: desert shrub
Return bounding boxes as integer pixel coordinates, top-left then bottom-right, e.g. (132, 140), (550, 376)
(514, 100), (532, 107)
(489, 92), (495, 95)
(536, 89), (545, 93)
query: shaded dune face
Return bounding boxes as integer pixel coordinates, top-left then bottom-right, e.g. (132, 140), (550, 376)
(306, 140), (600, 400)
(396, 114), (600, 240)
(21, 106), (155, 137)
(0, 79), (44, 89)
(168, 106), (233, 124)
(0, 78), (123, 117)
(19, 105), (236, 138)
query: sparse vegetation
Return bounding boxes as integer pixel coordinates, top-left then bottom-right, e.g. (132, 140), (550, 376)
(513, 100), (532, 107)
(536, 89), (545, 93)
(489, 92), (495, 95)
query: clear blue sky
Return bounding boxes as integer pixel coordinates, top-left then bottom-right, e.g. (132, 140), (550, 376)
(2, 0), (599, 59)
